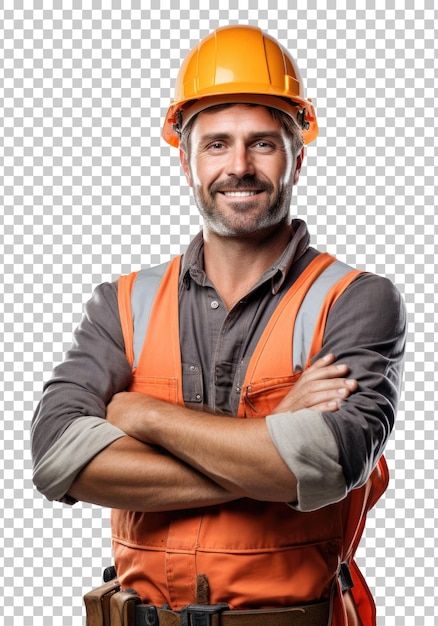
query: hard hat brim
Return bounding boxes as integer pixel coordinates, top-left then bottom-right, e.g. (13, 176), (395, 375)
(163, 92), (318, 148)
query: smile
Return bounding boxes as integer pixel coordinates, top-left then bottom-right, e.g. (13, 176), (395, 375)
(219, 191), (264, 198)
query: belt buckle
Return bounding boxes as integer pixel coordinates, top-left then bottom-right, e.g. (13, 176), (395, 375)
(136, 604), (159, 626)
(180, 602), (229, 626)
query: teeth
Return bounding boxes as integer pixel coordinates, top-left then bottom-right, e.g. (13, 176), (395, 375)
(222, 191), (260, 197)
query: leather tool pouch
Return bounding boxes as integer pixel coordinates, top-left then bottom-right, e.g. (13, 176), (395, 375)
(83, 578), (121, 626)
(110, 590), (141, 626)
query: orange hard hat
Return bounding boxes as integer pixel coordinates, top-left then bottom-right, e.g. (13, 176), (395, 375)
(162, 25), (318, 148)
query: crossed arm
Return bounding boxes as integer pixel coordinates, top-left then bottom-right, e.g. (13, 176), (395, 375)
(67, 392), (298, 511)
(67, 354), (357, 512)
(38, 274), (406, 513)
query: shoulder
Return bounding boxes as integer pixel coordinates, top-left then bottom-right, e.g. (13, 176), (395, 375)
(339, 270), (406, 318)
(327, 269), (407, 340)
(88, 261), (172, 311)
(77, 281), (124, 348)
(84, 280), (118, 316)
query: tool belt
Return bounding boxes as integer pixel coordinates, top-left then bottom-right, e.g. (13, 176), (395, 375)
(84, 570), (332, 626)
(133, 600), (331, 626)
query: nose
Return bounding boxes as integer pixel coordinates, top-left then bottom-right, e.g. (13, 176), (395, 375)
(226, 142), (255, 178)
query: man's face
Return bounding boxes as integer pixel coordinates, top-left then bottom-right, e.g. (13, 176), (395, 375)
(180, 104), (303, 238)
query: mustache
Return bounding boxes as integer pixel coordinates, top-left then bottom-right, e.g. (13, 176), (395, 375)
(211, 177), (273, 194)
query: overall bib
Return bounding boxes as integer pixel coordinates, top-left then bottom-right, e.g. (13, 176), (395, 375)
(113, 252), (388, 626)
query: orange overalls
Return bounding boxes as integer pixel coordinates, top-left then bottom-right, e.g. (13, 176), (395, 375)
(114, 252), (389, 626)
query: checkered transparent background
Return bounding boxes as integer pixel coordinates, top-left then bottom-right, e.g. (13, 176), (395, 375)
(1, 3), (436, 625)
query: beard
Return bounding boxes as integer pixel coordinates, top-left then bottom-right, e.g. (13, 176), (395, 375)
(192, 175), (293, 237)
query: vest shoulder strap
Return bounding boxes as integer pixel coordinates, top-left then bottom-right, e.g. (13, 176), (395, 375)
(117, 271), (138, 368)
(117, 261), (171, 369)
(293, 258), (364, 371)
(131, 261), (170, 368)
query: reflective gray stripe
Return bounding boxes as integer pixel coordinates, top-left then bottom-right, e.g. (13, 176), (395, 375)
(132, 261), (170, 368)
(293, 259), (357, 371)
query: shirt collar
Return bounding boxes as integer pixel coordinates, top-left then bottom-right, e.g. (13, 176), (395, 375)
(180, 218), (311, 294)
(180, 230), (206, 289)
(269, 218), (311, 293)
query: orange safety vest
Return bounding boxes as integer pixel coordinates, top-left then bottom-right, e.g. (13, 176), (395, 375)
(114, 252), (389, 626)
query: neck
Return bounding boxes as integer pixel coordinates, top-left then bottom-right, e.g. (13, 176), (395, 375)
(203, 221), (293, 310)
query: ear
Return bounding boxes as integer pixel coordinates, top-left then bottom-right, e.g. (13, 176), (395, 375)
(293, 147), (305, 185)
(180, 147), (193, 188)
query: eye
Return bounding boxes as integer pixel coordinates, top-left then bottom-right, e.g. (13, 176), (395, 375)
(206, 141), (225, 151)
(254, 141), (274, 150)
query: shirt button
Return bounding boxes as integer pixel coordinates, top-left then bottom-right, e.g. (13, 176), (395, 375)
(210, 300), (219, 309)
(190, 365), (198, 372)
(195, 394), (201, 400)
(236, 386), (241, 393)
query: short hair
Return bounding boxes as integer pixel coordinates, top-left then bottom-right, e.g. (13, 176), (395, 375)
(179, 102), (303, 156)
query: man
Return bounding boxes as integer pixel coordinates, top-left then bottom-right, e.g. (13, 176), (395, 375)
(31, 25), (406, 626)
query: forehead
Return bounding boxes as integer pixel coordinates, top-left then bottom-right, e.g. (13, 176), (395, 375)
(192, 104), (283, 140)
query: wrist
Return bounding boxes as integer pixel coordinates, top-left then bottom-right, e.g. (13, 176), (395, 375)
(138, 395), (169, 444)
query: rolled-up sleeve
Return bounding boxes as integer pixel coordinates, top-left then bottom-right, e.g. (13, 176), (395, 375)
(266, 272), (407, 511)
(31, 281), (132, 504)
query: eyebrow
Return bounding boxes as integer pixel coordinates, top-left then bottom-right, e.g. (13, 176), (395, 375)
(199, 131), (284, 144)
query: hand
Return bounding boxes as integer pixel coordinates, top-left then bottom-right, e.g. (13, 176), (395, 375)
(272, 353), (358, 414)
(106, 391), (157, 440)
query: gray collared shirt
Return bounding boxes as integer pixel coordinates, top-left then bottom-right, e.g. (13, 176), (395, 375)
(177, 219), (312, 414)
(31, 218), (407, 512)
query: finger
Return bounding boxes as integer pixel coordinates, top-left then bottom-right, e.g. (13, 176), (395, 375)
(302, 385), (353, 407)
(311, 399), (341, 411)
(301, 363), (351, 383)
(306, 353), (336, 371)
(294, 377), (358, 399)
(304, 377), (357, 392)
